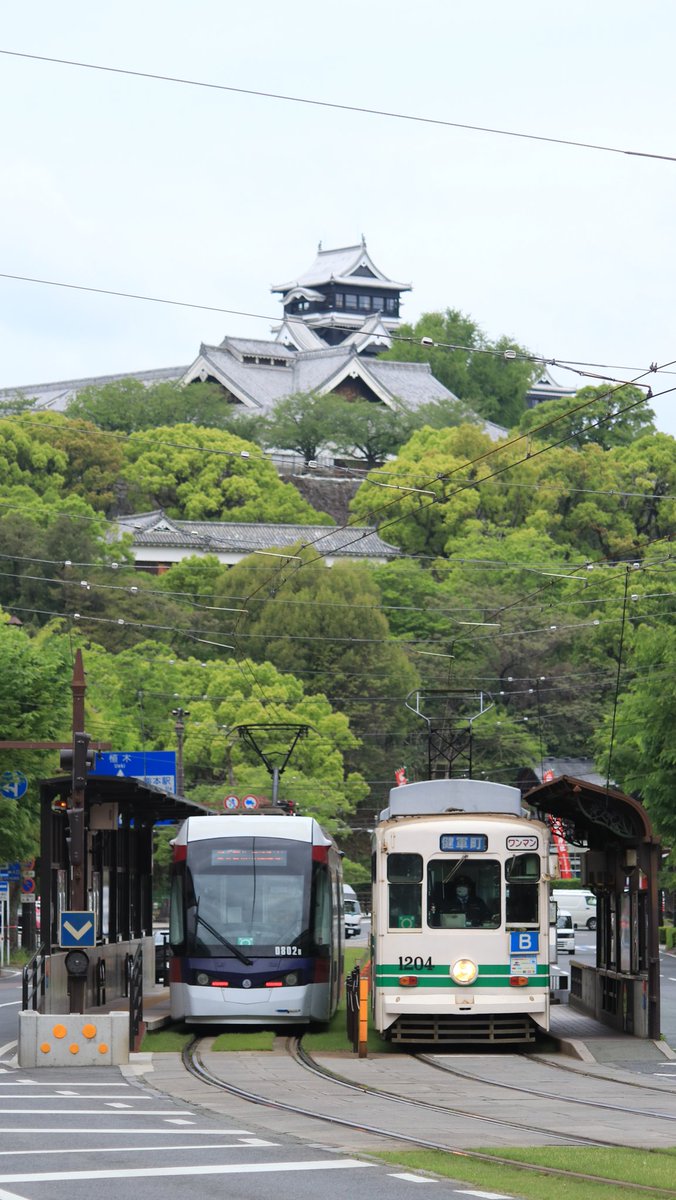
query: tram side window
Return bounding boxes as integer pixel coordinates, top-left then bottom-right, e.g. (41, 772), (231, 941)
(169, 870), (185, 947)
(505, 853), (540, 925)
(387, 853), (423, 929)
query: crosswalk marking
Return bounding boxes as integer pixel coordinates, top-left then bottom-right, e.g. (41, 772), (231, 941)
(389, 1173), (435, 1183)
(0, 1128), (254, 1134)
(0, 1141), (280, 1157)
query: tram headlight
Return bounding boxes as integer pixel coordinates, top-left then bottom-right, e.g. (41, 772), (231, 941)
(196, 972), (210, 986)
(451, 958), (478, 986)
(284, 972), (299, 986)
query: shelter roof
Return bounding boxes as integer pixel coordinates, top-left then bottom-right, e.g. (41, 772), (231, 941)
(524, 774), (656, 848)
(40, 773), (211, 823)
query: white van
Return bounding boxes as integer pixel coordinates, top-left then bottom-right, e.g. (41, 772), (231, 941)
(344, 884), (362, 938)
(552, 889), (597, 930)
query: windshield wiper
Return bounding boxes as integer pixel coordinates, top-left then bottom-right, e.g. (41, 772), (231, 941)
(193, 909), (254, 966)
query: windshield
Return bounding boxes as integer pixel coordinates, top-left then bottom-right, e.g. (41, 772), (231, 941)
(182, 835), (312, 957)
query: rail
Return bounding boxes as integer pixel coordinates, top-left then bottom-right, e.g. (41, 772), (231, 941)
(128, 942), (144, 1052)
(22, 942), (47, 1012)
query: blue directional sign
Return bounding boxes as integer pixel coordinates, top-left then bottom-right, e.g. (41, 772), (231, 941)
(0, 771), (28, 800)
(59, 911), (96, 948)
(90, 751), (176, 793)
(0, 882), (9, 897)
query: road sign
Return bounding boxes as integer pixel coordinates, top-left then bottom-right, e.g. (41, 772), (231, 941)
(20, 877), (35, 895)
(0, 882), (8, 897)
(90, 751), (176, 793)
(224, 796), (239, 810)
(0, 771), (28, 800)
(243, 795), (259, 810)
(59, 911), (96, 948)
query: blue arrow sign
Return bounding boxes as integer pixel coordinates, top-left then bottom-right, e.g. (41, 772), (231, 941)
(59, 911), (96, 948)
(90, 751), (176, 793)
(0, 771), (28, 800)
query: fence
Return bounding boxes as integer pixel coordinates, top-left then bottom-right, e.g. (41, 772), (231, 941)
(128, 942), (144, 1052)
(22, 943), (47, 1012)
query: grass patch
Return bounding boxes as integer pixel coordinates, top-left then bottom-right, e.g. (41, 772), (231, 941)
(211, 1030), (276, 1051)
(376, 1146), (676, 1200)
(140, 1024), (193, 1053)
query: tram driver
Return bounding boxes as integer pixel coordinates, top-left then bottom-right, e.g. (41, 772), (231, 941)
(429, 872), (493, 928)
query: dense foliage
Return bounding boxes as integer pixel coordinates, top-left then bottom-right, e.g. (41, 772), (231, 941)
(0, 349), (674, 871)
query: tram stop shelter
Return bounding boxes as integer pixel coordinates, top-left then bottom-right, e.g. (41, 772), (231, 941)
(35, 771), (209, 1015)
(524, 774), (662, 1040)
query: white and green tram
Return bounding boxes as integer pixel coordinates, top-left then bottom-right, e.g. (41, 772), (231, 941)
(371, 778), (552, 1044)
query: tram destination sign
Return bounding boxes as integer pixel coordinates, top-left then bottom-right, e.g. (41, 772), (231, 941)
(439, 834), (488, 852)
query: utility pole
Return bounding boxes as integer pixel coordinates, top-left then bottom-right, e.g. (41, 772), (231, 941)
(172, 708), (189, 795)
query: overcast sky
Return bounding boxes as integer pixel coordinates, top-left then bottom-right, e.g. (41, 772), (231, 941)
(2, 1), (676, 435)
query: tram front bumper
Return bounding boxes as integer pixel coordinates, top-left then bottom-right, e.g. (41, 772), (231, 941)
(382, 990), (548, 1017)
(173, 982), (314, 1024)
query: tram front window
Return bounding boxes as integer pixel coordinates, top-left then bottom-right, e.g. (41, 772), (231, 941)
(427, 861), (500, 928)
(505, 853), (540, 926)
(184, 837), (311, 955)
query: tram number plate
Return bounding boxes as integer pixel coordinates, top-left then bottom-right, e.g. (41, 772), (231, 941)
(506, 835), (539, 850)
(398, 956), (434, 971)
(275, 945), (301, 956)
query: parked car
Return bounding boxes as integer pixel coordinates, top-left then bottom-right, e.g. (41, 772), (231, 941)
(556, 910), (575, 954)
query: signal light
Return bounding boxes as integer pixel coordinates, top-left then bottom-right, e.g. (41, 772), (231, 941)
(51, 797), (68, 814)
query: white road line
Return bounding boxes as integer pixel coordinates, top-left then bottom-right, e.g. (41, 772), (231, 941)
(0, 1096), (153, 1101)
(165, 1118), (194, 1125)
(0, 1141), (279, 1157)
(389, 1173), (435, 1183)
(0, 1188), (28, 1200)
(0, 1128), (253, 1134)
(0, 1082), (129, 1087)
(0, 1005), (20, 1010)
(457, 1192), (513, 1199)
(0, 1109), (194, 1115)
(0, 1045), (17, 1060)
(0, 1159), (372, 1182)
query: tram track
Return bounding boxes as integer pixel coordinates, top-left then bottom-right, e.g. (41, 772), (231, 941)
(416, 1052), (676, 1121)
(180, 1036), (676, 1197)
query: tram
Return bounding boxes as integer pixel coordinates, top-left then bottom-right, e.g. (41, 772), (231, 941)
(169, 814), (343, 1025)
(371, 778), (552, 1044)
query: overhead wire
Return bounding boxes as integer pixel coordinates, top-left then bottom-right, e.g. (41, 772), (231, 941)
(2, 47), (676, 164)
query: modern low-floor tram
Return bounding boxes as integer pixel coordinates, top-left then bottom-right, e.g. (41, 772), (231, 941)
(169, 813), (343, 1026)
(371, 778), (552, 1044)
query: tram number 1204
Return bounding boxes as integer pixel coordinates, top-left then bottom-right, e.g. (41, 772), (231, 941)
(398, 956), (433, 970)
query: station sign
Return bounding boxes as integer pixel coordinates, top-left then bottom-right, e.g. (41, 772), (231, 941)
(90, 751), (176, 793)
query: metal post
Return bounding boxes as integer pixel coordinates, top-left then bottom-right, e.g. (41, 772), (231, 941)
(172, 708), (188, 796)
(69, 651), (88, 1014)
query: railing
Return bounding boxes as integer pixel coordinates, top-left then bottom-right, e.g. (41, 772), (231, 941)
(96, 957), (106, 1007)
(128, 942), (144, 1052)
(346, 964), (368, 1057)
(22, 943), (48, 1012)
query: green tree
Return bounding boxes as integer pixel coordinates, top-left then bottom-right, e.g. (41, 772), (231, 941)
(260, 392), (342, 463)
(593, 624), (676, 842)
(516, 384), (656, 449)
(379, 309), (539, 426)
(330, 400), (417, 467)
(0, 618), (72, 861)
(65, 378), (257, 436)
(121, 424), (333, 523)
